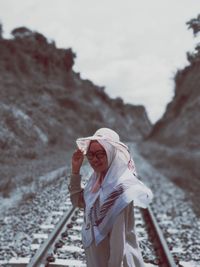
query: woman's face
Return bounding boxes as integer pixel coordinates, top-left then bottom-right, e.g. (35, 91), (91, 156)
(86, 141), (108, 174)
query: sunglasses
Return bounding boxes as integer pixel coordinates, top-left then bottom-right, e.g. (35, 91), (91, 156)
(86, 150), (107, 160)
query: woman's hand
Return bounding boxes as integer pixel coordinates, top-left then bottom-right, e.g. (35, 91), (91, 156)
(71, 149), (84, 175)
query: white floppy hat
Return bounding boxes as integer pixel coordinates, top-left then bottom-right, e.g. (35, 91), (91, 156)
(76, 128), (130, 163)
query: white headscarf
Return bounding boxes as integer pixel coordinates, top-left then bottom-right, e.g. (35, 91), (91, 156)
(76, 128), (153, 247)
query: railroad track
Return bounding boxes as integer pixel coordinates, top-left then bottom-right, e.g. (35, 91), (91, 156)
(27, 206), (85, 267)
(1, 165), (177, 267)
(141, 207), (177, 267)
(3, 201), (177, 267)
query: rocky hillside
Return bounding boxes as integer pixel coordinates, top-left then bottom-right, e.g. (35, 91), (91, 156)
(0, 27), (151, 157)
(139, 60), (200, 213)
(147, 62), (200, 150)
(147, 15), (200, 151)
(138, 15), (200, 215)
(0, 26), (151, 193)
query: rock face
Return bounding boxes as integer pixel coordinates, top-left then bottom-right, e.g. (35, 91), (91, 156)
(0, 27), (151, 161)
(140, 41), (200, 215)
(147, 62), (200, 151)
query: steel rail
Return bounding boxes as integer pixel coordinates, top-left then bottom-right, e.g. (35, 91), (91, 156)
(142, 206), (177, 267)
(27, 206), (76, 267)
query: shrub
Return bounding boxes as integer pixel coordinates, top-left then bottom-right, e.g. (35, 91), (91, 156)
(11, 27), (32, 39)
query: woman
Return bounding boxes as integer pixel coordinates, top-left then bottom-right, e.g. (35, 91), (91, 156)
(68, 128), (153, 267)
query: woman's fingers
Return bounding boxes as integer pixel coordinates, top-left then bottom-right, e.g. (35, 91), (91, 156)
(73, 149), (84, 161)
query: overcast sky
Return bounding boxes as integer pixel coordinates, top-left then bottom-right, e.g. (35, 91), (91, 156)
(0, 0), (199, 123)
